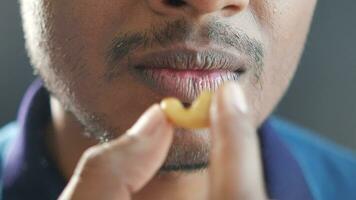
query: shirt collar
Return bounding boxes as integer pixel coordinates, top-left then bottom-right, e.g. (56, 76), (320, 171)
(3, 78), (66, 199)
(3, 78), (313, 200)
(259, 119), (313, 200)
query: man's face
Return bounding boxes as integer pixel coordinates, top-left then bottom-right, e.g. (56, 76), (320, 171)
(21, 0), (317, 170)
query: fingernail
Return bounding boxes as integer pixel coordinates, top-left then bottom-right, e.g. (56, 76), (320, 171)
(223, 82), (248, 113)
(126, 104), (166, 136)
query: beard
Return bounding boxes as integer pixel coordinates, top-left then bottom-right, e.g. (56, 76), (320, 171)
(46, 90), (211, 172)
(160, 128), (210, 172)
(79, 111), (211, 172)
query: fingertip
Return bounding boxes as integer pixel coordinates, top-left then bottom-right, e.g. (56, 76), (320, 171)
(126, 104), (168, 137)
(146, 103), (172, 124)
(155, 102), (176, 128)
(209, 83), (226, 126)
(147, 103), (162, 115)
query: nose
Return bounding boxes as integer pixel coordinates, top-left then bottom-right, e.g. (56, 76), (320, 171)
(147, 0), (249, 18)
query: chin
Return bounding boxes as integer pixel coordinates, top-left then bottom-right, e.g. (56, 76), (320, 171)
(160, 128), (211, 172)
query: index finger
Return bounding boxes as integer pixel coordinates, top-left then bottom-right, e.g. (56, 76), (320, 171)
(208, 82), (267, 200)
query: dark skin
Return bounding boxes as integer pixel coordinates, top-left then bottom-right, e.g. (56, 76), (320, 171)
(21, 0), (317, 199)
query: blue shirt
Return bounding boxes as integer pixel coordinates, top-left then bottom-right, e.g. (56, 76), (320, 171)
(0, 78), (355, 200)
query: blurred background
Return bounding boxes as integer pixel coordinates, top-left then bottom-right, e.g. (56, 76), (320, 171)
(0, 1), (355, 150)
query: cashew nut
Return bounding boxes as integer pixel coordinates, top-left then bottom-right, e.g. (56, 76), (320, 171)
(160, 91), (213, 129)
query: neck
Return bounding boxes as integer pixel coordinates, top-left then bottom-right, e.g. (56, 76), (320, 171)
(47, 96), (208, 200)
(46, 96), (96, 179)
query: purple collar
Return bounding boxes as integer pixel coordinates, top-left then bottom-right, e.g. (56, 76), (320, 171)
(3, 78), (66, 199)
(2, 78), (313, 200)
(259, 119), (313, 199)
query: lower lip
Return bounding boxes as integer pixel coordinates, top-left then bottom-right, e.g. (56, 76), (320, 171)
(135, 68), (240, 102)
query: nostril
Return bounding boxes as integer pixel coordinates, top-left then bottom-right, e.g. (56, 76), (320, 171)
(221, 5), (243, 16)
(165, 0), (186, 7)
(224, 5), (241, 12)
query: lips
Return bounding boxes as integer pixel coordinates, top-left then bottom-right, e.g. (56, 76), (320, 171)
(138, 68), (240, 102)
(130, 48), (247, 102)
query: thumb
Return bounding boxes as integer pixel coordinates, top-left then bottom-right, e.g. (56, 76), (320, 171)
(59, 104), (174, 200)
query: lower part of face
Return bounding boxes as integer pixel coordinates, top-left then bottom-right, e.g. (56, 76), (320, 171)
(21, 0), (317, 171)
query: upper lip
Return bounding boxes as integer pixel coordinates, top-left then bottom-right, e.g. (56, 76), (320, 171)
(130, 47), (247, 73)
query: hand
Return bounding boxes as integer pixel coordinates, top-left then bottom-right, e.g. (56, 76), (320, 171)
(58, 82), (268, 200)
(58, 104), (174, 200)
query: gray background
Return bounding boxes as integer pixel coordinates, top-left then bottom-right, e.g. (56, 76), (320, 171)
(1, 1), (355, 150)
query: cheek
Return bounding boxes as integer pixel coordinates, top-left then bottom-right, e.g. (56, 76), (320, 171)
(43, 1), (123, 79)
(46, 0), (149, 77)
(39, 0), (156, 99)
(248, 0), (317, 126)
(264, 0), (317, 76)
(25, 1), (159, 133)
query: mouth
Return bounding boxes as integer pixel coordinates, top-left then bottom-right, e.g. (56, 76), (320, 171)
(130, 47), (247, 102)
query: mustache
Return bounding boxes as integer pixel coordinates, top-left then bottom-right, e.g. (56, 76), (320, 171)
(106, 18), (264, 81)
